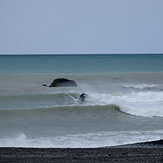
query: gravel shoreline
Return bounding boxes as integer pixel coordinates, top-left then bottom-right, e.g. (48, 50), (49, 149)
(1, 140), (163, 163)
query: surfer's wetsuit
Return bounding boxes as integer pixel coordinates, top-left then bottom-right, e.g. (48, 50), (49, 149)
(79, 93), (85, 102)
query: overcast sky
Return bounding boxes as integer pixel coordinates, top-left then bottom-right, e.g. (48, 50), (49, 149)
(1, 0), (163, 54)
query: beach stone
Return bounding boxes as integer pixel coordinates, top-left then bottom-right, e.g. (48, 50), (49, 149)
(49, 78), (77, 87)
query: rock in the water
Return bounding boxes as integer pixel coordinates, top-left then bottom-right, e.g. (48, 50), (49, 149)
(49, 78), (77, 87)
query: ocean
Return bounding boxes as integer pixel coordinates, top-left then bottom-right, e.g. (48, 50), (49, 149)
(0, 54), (163, 148)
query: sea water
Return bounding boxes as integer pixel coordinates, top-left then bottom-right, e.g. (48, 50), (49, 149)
(0, 54), (163, 148)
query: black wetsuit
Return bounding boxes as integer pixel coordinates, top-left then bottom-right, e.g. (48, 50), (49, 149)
(79, 93), (85, 102)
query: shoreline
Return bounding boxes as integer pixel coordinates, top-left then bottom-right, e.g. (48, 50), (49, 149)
(1, 140), (163, 163)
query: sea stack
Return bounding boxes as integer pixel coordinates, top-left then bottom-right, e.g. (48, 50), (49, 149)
(49, 78), (77, 87)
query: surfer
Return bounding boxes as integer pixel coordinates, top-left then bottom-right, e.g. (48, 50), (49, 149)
(79, 93), (86, 102)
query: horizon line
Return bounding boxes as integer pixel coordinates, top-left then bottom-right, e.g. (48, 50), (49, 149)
(0, 53), (163, 55)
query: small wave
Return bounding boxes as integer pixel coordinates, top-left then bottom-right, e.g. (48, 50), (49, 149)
(1, 130), (163, 148)
(122, 84), (162, 91)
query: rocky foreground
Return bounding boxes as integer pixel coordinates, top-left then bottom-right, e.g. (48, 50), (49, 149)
(0, 140), (163, 163)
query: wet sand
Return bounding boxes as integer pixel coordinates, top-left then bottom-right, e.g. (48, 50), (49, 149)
(1, 140), (163, 163)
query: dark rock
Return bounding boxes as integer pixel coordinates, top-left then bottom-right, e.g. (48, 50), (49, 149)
(49, 78), (77, 87)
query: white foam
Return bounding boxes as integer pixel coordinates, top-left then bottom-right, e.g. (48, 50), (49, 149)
(87, 91), (163, 117)
(122, 84), (160, 90)
(0, 130), (163, 148)
(119, 92), (163, 117)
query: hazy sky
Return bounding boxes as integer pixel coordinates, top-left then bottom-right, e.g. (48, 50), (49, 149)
(1, 0), (163, 54)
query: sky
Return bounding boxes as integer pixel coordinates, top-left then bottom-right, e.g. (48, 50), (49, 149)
(0, 0), (163, 54)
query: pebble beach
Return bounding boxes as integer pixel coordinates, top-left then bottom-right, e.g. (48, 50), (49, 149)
(1, 140), (163, 163)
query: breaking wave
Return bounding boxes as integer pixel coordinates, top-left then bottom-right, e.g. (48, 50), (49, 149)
(1, 130), (163, 148)
(0, 90), (163, 117)
(122, 84), (163, 91)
